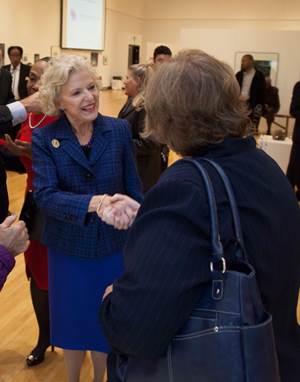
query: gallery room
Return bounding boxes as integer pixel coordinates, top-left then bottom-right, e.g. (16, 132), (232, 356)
(0, 1), (299, 381)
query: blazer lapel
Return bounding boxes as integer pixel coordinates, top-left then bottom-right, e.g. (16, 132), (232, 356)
(118, 97), (135, 119)
(54, 116), (92, 172)
(52, 115), (112, 170)
(89, 115), (112, 166)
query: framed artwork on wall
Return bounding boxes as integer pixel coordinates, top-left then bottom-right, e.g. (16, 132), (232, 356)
(234, 52), (279, 85)
(51, 46), (61, 58)
(34, 54), (40, 63)
(90, 52), (98, 67)
(23, 53), (29, 63)
(0, 43), (5, 66)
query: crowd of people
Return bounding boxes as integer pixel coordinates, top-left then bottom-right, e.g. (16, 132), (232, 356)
(0, 44), (299, 382)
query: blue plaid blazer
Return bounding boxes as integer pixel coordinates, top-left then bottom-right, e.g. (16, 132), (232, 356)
(32, 114), (142, 258)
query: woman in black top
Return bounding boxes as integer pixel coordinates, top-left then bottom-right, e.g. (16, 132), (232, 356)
(118, 64), (166, 193)
(102, 50), (300, 382)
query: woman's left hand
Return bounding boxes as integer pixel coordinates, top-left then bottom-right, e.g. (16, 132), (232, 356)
(4, 134), (32, 158)
(102, 284), (113, 300)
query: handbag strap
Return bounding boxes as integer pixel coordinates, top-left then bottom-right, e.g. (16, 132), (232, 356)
(201, 158), (247, 261)
(182, 158), (248, 272)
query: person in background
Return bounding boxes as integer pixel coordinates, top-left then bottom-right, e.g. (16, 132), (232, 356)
(0, 54), (21, 172)
(0, 67), (26, 172)
(118, 64), (164, 193)
(3, 46), (30, 100)
(101, 50), (300, 382)
(32, 55), (142, 382)
(0, 93), (41, 223)
(0, 67), (14, 105)
(287, 81), (300, 200)
(0, 214), (29, 290)
(0, 39), (9, 102)
(264, 76), (280, 134)
(152, 45), (172, 169)
(3, 57), (57, 367)
(235, 54), (266, 129)
(153, 45), (172, 68)
(0, 92), (41, 132)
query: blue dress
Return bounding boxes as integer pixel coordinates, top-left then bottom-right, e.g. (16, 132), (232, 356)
(48, 249), (123, 352)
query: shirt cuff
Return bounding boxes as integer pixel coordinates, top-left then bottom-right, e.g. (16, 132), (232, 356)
(6, 101), (27, 126)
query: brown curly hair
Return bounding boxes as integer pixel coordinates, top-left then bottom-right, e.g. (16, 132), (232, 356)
(144, 49), (250, 156)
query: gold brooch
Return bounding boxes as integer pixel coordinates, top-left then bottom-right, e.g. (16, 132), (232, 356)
(51, 139), (60, 148)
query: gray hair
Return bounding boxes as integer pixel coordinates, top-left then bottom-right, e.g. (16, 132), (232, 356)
(39, 55), (100, 116)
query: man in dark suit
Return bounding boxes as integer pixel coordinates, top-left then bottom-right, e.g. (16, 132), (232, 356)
(0, 94), (41, 221)
(0, 93), (41, 134)
(0, 69), (15, 105)
(236, 54), (266, 127)
(3, 46), (31, 100)
(264, 76), (280, 134)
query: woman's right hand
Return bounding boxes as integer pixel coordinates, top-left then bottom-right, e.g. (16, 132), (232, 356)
(92, 194), (140, 230)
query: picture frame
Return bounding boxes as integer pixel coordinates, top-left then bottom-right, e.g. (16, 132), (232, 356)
(23, 54), (29, 63)
(50, 45), (60, 59)
(34, 53), (40, 63)
(234, 52), (279, 85)
(0, 43), (5, 66)
(90, 52), (98, 67)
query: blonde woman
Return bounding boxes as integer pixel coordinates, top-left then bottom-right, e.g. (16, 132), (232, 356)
(118, 64), (167, 193)
(32, 55), (141, 382)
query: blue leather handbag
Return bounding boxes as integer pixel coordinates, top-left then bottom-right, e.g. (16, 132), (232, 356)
(116, 158), (281, 382)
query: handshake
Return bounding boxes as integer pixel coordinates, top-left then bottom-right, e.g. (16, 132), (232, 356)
(95, 193), (140, 230)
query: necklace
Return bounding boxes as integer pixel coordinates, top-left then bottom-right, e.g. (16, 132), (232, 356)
(28, 112), (47, 129)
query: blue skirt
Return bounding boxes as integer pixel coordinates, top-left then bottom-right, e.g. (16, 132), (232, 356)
(48, 249), (123, 352)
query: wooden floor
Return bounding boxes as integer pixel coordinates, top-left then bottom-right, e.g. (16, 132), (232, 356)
(0, 90), (299, 382)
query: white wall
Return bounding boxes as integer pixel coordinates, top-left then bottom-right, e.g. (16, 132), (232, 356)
(2, 0), (300, 103)
(143, 0), (300, 20)
(180, 29), (300, 113)
(0, 0), (144, 87)
(142, 0), (300, 114)
(0, 0), (60, 61)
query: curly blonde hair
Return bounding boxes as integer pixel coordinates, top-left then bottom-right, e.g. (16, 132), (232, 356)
(129, 64), (152, 111)
(39, 55), (100, 116)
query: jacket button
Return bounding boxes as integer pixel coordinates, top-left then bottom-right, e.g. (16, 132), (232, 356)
(85, 173), (94, 180)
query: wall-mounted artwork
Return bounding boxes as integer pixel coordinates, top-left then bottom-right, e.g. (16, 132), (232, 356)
(90, 52), (98, 67)
(0, 43), (5, 66)
(51, 46), (60, 58)
(34, 54), (40, 63)
(235, 52), (279, 85)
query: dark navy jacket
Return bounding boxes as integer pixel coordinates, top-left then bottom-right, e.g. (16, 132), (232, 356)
(101, 136), (300, 382)
(32, 114), (142, 258)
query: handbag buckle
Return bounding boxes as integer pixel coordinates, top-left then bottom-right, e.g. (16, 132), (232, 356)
(210, 257), (226, 274)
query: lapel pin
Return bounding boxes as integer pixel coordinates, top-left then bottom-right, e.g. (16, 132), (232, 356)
(51, 139), (60, 148)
